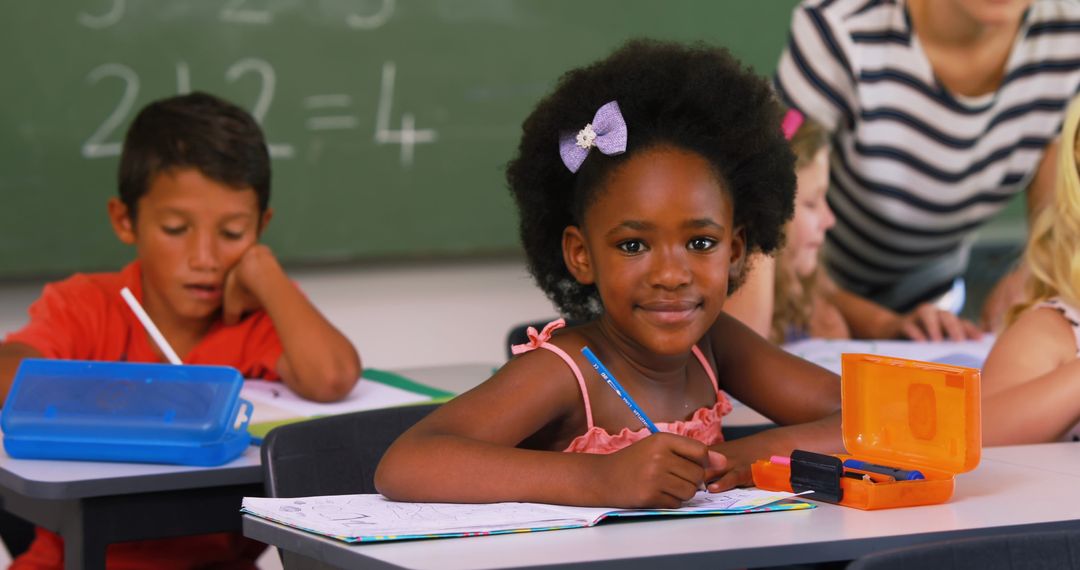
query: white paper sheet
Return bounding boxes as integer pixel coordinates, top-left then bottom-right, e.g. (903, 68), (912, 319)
(241, 378), (433, 425)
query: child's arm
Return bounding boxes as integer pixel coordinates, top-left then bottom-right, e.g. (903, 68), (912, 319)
(982, 306), (1080, 445)
(376, 349), (715, 509)
(705, 313), (843, 490)
(224, 244), (361, 402)
(723, 253), (774, 339)
(706, 413), (841, 492)
(0, 342), (42, 405)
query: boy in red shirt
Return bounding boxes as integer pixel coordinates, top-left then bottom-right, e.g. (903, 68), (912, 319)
(0, 91), (362, 569)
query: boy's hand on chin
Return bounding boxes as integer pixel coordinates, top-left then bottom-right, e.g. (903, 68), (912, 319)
(222, 244), (276, 325)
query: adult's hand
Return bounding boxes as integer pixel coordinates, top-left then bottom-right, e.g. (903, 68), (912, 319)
(897, 304), (982, 341)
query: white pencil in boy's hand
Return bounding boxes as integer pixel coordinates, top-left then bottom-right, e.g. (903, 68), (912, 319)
(120, 286), (183, 365)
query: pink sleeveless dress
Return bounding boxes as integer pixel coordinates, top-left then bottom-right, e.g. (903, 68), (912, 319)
(511, 319), (733, 454)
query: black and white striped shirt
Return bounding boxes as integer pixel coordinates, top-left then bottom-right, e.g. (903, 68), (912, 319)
(775, 0), (1080, 311)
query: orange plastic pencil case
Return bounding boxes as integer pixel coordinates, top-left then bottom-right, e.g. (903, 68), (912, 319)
(752, 353), (981, 510)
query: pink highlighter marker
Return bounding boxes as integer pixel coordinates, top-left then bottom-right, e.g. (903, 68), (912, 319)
(770, 455), (791, 466)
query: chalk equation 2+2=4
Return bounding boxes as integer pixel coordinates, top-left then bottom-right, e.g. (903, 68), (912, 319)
(76, 0), (435, 167)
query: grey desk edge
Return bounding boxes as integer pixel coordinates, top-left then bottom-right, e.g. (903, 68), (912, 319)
(0, 458), (261, 500)
(242, 514), (1080, 570)
(240, 447), (1080, 570)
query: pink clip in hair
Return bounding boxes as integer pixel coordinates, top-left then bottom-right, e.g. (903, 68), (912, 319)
(781, 108), (804, 141)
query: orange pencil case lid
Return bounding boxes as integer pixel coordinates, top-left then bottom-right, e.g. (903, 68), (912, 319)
(841, 353), (981, 475)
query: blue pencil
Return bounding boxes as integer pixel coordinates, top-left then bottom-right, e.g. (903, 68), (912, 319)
(581, 346), (660, 434)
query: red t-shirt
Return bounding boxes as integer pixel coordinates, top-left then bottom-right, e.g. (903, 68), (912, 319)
(5, 260), (284, 570)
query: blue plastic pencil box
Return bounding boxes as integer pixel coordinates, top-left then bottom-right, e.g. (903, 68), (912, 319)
(1, 359), (253, 466)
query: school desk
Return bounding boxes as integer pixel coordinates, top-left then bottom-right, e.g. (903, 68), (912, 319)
(0, 362), (496, 570)
(242, 442), (1080, 570)
(0, 442), (262, 569)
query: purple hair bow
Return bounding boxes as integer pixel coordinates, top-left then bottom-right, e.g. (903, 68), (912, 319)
(558, 101), (628, 173)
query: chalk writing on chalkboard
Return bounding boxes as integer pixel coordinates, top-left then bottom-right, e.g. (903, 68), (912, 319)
(79, 0), (397, 30)
(77, 0), (434, 167)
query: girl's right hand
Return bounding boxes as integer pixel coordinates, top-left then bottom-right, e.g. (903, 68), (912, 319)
(598, 433), (715, 508)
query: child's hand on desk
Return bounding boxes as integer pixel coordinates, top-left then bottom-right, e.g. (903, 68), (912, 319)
(704, 440), (757, 492)
(600, 433), (717, 509)
(222, 244), (279, 325)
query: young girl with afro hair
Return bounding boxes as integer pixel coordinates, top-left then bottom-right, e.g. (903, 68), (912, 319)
(376, 40), (842, 508)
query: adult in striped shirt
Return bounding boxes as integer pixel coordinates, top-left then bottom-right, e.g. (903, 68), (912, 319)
(775, 0), (1080, 336)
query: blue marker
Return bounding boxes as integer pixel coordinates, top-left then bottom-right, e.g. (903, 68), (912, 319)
(842, 459), (925, 481)
(581, 346), (659, 434)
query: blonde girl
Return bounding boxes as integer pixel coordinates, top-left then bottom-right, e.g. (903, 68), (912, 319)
(982, 94), (1080, 445)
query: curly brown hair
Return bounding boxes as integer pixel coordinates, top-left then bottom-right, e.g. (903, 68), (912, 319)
(506, 39), (797, 320)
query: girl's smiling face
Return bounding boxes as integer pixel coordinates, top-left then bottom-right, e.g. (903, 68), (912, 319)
(563, 146), (745, 357)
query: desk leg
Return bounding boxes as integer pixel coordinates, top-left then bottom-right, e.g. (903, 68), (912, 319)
(61, 508), (106, 570)
(0, 493), (107, 570)
(282, 551), (343, 569)
(0, 482), (262, 570)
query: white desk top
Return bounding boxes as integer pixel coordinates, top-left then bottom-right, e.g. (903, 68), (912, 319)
(243, 444), (1080, 569)
(983, 442), (1080, 477)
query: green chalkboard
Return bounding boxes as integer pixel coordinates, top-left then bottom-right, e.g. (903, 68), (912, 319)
(0, 1), (801, 278)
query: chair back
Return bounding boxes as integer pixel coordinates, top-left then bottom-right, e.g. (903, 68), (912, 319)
(261, 404), (439, 498)
(847, 529), (1080, 570)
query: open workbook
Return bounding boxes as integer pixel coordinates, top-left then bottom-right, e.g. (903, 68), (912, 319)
(241, 489), (811, 543)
